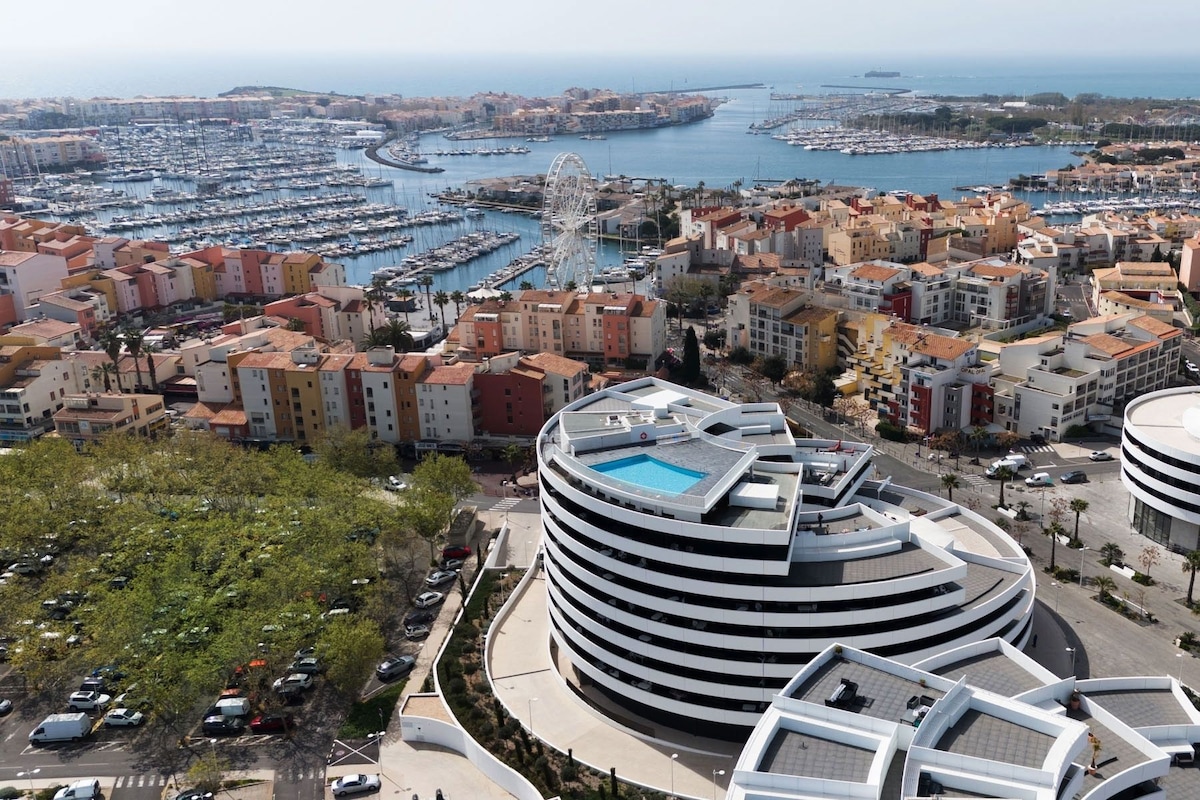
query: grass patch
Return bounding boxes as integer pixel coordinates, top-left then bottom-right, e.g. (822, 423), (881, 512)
(339, 680), (406, 738)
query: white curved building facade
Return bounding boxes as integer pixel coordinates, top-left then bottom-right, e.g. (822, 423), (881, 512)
(1121, 387), (1200, 553)
(537, 378), (1035, 736)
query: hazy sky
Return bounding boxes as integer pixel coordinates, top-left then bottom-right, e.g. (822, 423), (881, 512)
(15, 0), (1200, 58)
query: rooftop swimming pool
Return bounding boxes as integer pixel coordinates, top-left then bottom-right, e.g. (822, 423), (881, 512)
(592, 454), (708, 495)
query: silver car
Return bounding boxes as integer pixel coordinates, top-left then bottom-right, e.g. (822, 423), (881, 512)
(330, 774), (381, 797)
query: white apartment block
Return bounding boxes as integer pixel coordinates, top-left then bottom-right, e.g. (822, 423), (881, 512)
(992, 313), (1181, 440)
(0, 251), (70, 321)
(417, 363), (476, 442)
(360, 348), (403, 443)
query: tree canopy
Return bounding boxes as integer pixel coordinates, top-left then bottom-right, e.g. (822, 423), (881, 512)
(0, 432), (434, 741)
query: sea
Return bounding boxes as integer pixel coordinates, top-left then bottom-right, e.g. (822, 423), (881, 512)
(8, 54), (1199, 291)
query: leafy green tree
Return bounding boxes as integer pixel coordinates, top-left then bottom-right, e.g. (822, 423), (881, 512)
(412, 453), (476, 500)
(319, 617), (385, 695)
(313, 425), (398, 478)
(758, 354), (788, 385)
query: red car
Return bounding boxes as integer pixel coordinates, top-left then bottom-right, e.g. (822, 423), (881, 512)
(441, 545), (472, 560)
(249, 713), (295, 734)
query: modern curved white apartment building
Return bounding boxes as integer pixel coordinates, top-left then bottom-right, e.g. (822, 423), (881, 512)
(537, 378), (1035, 736)
(1122, 387), (1200, 552)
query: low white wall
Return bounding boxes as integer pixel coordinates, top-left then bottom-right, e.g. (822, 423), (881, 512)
(399, 712), (544, 800)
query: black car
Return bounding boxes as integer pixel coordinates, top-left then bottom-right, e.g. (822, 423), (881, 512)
(404, 609), (435, 627)
(1060, 470), (1087, 484)
(201, 715), (246, 736)
(1030, 433), (1047, 445)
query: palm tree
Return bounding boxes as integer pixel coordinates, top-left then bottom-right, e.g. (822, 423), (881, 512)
(362, 319), (414, 352)
(143, 342), (159, 392)
(123, 327), (145, 391)
(1184, 551), (1200, 607)
(1099, 542), (1124, 567)
(1048, 520), (1066, 571)
(396, 288), (414, 323)
(1069, 497), (1089, 544)
(99, 326), (124, 393)
(499, 291), (513, 304)
(940, 473), (961, 501)
(519, 280), (534, 291)
(100, 362), (117, 393)
(969, 425), (988, 464)
(995, 465), (1014, 508)
(433, 290), (449, 330)
(696, 282), (715, 331)
(450, 290), (465, 320)
(1093, 574), (1116, 601)
(419, 275), (434, 321)
(1014, 500), (1032, 521)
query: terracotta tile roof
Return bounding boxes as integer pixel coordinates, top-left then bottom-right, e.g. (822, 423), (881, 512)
(421, 363), (475, 385)
(889, 323), (975, 360)
(967, 263), (1023, 280)
(1079, 333), (1135, 356)
(783, 306), (838, 326)
(634, 300), (659, 318)
(210, 403), (249, 426)
(1099, 290), (1169, 309)
(7, 318), (78, 338)
(183, 400), (224, 422)
(748, 286), (804, 309)
(909, 262), (945, 277)
(1126, 315), (1179, 337)
(0, 251), (36, 266)
(523, 352), (588, 377)
(518, 290), (573, 304)
(849, 264), (902, 282)
(237, 352), (296, 371)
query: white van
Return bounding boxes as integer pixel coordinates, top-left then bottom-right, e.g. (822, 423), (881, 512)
(29, 712), (92, 744)
(1025, 472), (1052, 487)
(54, 780), (101, 800)
(214, 697), (250, 716)
(986, 454), (1028, 477)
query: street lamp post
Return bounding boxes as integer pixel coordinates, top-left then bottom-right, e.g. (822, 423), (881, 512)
(1178, 652), (1185, 685)
(671, 753), (679, 800)
(529, 696), (538, 736)
(1066, 647), (1077, 677)
(17, 769), (41, 798)
(1051, 581), (1060, 613)
(1079, 546), (1089, 588)
(712, 769), (726, 800)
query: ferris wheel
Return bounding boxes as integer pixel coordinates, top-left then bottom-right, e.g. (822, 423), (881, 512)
(541, 152), (598, 290)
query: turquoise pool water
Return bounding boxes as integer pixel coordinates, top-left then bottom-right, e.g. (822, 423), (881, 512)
(592, 454), (707, 495)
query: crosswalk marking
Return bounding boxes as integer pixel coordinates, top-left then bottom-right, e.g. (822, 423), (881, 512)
(1015, 444), (1055, 455)
(492, 497), (520, 512)
(962, 474), (989, 488)
(115, 775), (167, 788)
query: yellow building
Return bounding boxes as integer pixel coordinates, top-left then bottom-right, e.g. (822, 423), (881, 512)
(281, 252), (321, 296)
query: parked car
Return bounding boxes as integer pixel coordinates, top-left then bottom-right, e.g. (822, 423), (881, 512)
(440, 558), (465, 571)
(1030, 433), (1047, 445)
(174, 790), (213, 800)
(1025, 472), (1053, 487)
(330, 774), (381, 797)
(385, 476), (408, 492)
(403, 608), (435, 627)
(413, 591), (445, 609)
(425, 570), (457, 588)
(405, 624), (431, 641)
(272, 673), (314, 694)
(441, 545), (472, 560)
(103, 708), (145, 727)
(1088, 451), (1114, 461)
(375, 655), (416, 681)
(249, 712), (295, 733)
(201, 714), (245, 736)
(288, 656), (323, 675)
(53, 780), (101, 800)
(79, 677), (107, 694)
(1060, 470), (1088, 484)
(0, 698), (12, 715)
(67, 691), (111, 711)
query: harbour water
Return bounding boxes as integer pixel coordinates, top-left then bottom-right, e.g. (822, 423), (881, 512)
(14, 55), (1198, 293)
